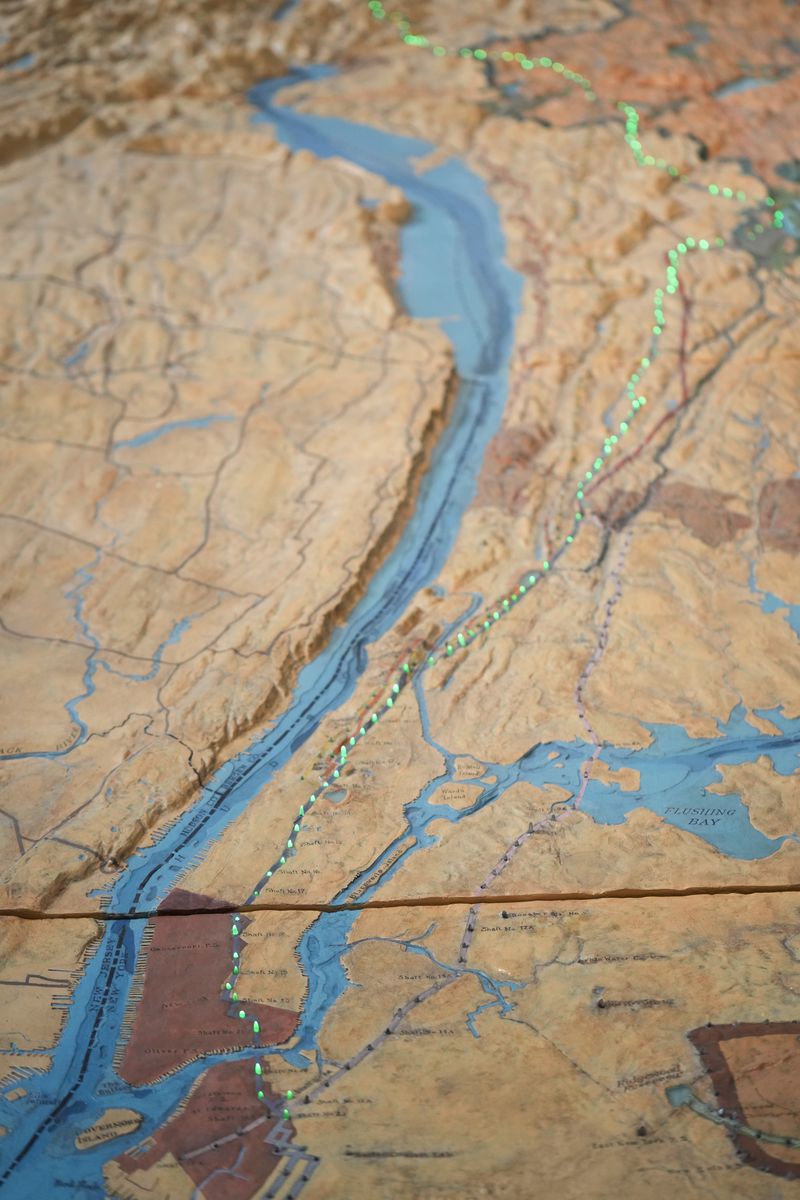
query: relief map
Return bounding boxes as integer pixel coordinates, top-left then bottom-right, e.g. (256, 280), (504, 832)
(0, 1), (798, 1197)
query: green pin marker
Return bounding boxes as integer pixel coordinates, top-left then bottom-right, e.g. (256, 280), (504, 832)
(253, 1019), (260, 1034)
(255, 1062), (262, 1076)
(239, 1010), (246, 1019)
(258, 1089), (264, 1099)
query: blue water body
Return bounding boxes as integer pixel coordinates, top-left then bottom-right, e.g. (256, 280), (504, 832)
(2, 53), (34, 71)
(0, 67), (523, 1193)
(63, 341), (89, 368)
(715, 75), (778, 98)
(113, 414), (235, 450)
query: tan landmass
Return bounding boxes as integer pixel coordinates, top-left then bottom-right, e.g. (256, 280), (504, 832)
(75, 1109), (142, 1152)
(103, 891), (800, 1199)
(0, 914), (98, 1088)
(0, 0), (798, 1195)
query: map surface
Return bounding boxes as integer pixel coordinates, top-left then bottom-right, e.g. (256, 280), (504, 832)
(0, 0), (798, 1196)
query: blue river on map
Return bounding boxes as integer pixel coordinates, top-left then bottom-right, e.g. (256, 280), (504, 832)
(1, 66), (798, 1195)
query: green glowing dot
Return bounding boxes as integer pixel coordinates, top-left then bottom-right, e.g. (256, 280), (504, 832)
(310, 794), (316, 803)
(685, 237), (695, 248)
(239, 1010), (246, 1019)
(254, 1019), (260, 1033)
(446, 644), (454, 655)
(620, 421), (629, 432)
(529, 575), (537, 584)
(392, 683), (400, 694)
(736, 190), (746, 202)
(716, 236), (725, 246)
(567, 534), (574, 542)
(403, 662), (410, 673)
(493, 611), (500, 621)
(283, 1108), (290, 1120)
(266, 870), (272, 878)
(459, 47), (472, 57)
(225, 982), (232, 991)
(280, 856), (286, 865)
(427, 655), (435, 666)
(610, 435), (617, 444)
(543, 560), (550, 571)
(232, 991), (238, 1001)
(540, 56), (552, 67)
(333, 769), (339, 778)
(258, 1089), (264, 1099)
(483, 619), (490, 629)
(474, 48), (487, 60)
(287, 839), (293, 848)
(575, 512), (582, 520)
(371, 713), (378, 723)
(255, 1062), (262, 1075)
(287, 1090), (294, 1099)
(677, 243), (687, 254)
(233, 951), (239, 960)
(722, 187), (733, 198)
(231, 924), (239, 936)
(594, 457), (603, 469)
(502, 599), (510, 608)
(360, 727), (366, 736)
(708, 184), (719, 195)
(519, 584), (526, 594)
(386, 697), (393, 707)
(457, 633), (466, 646)
(653, 325), (662, 335)
(233, 965), (239, 973)
(323, 780), (329, 788)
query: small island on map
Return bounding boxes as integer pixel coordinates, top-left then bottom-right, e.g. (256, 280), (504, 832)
(0, 1), (798, 1198)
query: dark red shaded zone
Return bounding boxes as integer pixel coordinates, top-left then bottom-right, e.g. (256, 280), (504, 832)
(689, 1021), (800, 1179)
(759, 478), (800, 554)
(115, 1059), (290, 1200)
(119, 888), (298, 1086)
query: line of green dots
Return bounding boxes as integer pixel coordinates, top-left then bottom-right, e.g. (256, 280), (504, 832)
(706, 183), (785, 228)
(368, 4), (791, 210)
(231, 227), (733, 1102)
(367, 1), (596, 99)
(232, 5), (781, 1092)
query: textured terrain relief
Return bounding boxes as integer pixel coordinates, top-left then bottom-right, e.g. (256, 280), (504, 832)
(0, 0), (798, 1197)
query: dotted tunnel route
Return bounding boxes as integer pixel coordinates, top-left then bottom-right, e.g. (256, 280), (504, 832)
(177, 7), (795, 1188)
(217, 5), (791, 1138)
